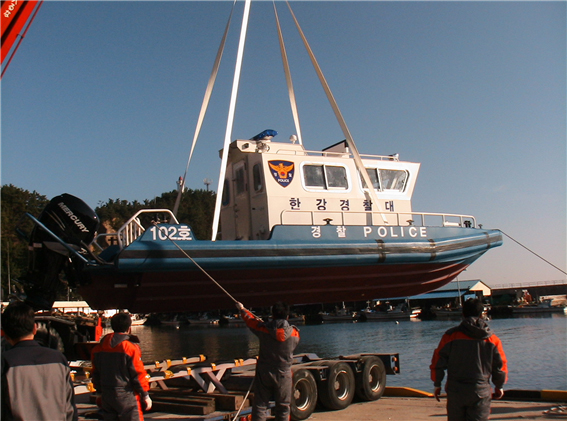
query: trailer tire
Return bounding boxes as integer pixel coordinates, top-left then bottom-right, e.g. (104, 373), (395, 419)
(315, 361), (355, 410)
(291, 368), (318, 420)
(355, 356), (386, 401)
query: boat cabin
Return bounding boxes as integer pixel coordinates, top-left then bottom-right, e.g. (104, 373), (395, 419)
(219, 134), (420, 240)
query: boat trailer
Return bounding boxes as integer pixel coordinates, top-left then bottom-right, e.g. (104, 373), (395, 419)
(71, 352), (400, 420)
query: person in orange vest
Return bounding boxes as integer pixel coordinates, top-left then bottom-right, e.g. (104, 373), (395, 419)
(94, 314), (103, 342)
(91, 313), (151, 420)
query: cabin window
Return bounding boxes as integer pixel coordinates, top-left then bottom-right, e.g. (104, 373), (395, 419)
(252, 163), (263, 192)
(380, 169), (408, 191)
(303, 164), (348, 190)
(304, 165), (325, 187)
(235, 166), (246, 195)
(361, 168), (408, 192)
(362, 168), (381, 190)
(222, 179), (230, 206)
(326, 166), (348, 189)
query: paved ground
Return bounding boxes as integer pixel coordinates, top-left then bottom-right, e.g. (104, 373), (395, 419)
(306, 397), (565, 421)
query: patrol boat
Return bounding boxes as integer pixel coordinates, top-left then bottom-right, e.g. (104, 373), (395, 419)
(21, 133), (502, 313)
(19, 1), (502, 313)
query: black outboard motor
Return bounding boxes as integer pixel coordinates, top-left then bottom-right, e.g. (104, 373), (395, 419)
(22, 194), (99, 311)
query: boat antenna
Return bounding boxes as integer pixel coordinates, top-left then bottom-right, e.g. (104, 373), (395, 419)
(211, 0), (253, 241)
(173, 0), (237, 217)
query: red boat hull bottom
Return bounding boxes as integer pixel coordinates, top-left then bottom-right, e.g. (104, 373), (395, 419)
(78, 261), (470, 313)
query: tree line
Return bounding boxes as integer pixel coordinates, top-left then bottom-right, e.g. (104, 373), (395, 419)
(1, 184), (215, 299)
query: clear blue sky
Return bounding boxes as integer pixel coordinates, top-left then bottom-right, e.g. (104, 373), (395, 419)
(2, 1), (565, 287)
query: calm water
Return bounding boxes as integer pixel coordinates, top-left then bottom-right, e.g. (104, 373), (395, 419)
(129, 314), (567, 392)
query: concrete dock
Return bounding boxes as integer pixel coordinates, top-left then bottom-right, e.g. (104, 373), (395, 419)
(76, 387), (566, 421)
(306, 396), (565, 421)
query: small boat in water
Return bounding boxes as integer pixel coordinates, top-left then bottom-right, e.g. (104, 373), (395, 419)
(160, 314), (183, 327)
(320, 303), (356, 323)
(17, 1), (502, 314)
(358, 302), (420, 321)
(130, 315), (146, 326)
(511, 299), (567, 315)
(431, 306), (463, 318)
(188, 313), (220, 325)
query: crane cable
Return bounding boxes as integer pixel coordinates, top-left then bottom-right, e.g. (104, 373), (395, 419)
(500, 230), (566, 275)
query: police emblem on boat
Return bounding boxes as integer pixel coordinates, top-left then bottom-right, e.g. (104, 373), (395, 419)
(268, 160), (295, 187)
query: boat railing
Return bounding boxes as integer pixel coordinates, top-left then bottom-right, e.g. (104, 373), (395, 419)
(93, 209), (179, 250)
(272, 147), (399, 162)
(279, 210), (477, 228)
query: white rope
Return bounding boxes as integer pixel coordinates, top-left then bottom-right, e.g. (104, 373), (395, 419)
(233, 377), (255, 420)
(152, 223), (239, 303)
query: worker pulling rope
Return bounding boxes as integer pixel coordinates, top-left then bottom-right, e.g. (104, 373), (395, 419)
(151, 221), (257, 421)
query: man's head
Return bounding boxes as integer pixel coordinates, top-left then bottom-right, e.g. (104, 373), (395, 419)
(111, 313), (132, 333)
(271, 301), (290, 320)
(1, 301), (36, 341)
(462, 298), (484, 318)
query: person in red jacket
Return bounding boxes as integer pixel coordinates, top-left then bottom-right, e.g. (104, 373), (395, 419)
(236, 301), (300, 421)
(430, 298), (508, 420)
(91, 313), (152, 420)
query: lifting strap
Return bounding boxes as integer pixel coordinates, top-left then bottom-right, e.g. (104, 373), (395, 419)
(273, 2), (303, 145)
(285, 1), (388, 222)
(173, 0), (237, 217)
(212, 0), (252, 241)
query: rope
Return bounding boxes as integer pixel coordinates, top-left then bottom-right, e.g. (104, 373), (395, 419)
(233, 376), (255, 421)
(500, 230), (566, 275)
(151, 223), (239, 304)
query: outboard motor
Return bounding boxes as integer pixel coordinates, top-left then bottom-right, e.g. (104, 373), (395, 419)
(22, 194), (99, 311)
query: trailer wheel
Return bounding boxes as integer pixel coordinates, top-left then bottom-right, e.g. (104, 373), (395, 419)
(316, 361), (355, 410)
(355, 356), (386, 401)
(291, 368), (318, 420)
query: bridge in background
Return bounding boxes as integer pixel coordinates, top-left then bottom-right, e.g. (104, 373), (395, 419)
(490, 280), (566, 298)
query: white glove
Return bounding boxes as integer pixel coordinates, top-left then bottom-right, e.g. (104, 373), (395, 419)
(235, 302), (244, 311)
(143, 395), (152, 411)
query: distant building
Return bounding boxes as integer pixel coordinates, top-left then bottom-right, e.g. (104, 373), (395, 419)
(408, 279), (491, 302)
(376, 279), (491, 312)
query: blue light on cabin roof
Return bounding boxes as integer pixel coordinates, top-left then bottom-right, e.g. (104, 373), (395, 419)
(251, 129), (278, 141)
